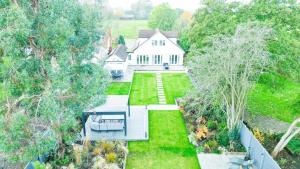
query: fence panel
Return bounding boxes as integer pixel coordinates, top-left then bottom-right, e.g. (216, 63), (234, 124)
(240, 123), (281, 169)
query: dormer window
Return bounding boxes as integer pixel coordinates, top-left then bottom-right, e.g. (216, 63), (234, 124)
(160, 40), (165, 46)
(152, 40), (158, 46)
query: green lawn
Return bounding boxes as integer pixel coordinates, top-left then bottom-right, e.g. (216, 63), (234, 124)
(106, 82), (131, 95)
(130, 73), (158, 105)
(108, 20), (149, 39)
(162, 73), (193, 104)
(248, 78), (300, 123)
(126, 110), (200, 169)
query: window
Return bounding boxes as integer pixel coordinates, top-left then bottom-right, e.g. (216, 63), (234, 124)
(153, 55), (162, 64)
(169, 55), (179, 64)
(159, 40), (165, 46)
(137, 55), (149, 64)
(152, 40), (158, 46)
(128, 54), (131, 60)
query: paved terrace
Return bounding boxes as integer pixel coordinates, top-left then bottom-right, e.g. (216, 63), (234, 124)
(81, 106), (148, 141)
(198, 153), (249, 169)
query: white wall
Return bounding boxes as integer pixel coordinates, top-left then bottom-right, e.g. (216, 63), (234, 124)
(130, 32), (184, 66)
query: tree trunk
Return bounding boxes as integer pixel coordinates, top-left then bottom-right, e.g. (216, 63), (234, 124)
(271, 118), (300, 158)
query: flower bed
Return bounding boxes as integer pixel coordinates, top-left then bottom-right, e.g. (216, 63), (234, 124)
(178, 96), (245, 154)
(34, 141), (128, 169)
(251, 129), (300, 169)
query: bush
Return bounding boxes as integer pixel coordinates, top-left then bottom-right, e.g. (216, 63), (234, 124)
(252, 128), (265, 144)
(33, 161), (46, 169)
(204, 140), (218, 152)
(207, 120), (217, 130)
(101, 142), (114, 154)
(106, 152), (117, 163)
(286, 137), (300, 155)
(216, 129), (230, 147)
(93, 147), (102, 156)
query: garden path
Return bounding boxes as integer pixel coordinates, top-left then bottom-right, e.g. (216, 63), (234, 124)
(156, 73), (166, 104)
(245, 113), (290, 134)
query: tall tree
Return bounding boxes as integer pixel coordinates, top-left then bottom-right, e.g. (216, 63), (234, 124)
(148, 3), (177, 31)
(0, 0), (109, 166)
(189, 0), (300, 80)
(189, 23), (271, 148)
(117, 35), (125, 45)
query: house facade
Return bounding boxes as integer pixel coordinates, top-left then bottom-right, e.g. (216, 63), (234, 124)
(105, 29), (185, 76)
(104, 45), (129, 77)
(128, 29), (185, 70)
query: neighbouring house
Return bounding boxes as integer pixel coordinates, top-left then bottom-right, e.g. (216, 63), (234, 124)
(104, 45), (129, 78)
(105, 29), (185, 78)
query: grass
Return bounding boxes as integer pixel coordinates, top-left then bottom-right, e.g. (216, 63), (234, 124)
(126, 110), (200, 169)
(162, 73), (193, 104)
(109, 20), (149, 39)
(106, 82), (131, 95)
(130, 73), (159, 105)
(247, 74), (300, 123)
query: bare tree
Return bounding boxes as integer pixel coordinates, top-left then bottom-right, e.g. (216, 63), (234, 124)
(189, 22), (272, 144)
(272, 118), (300, 158)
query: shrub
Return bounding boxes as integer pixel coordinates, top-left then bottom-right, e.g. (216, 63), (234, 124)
(93, 147), (102, 156)
(204, 140), (218, 151)
(196, 126), (208, 141)
(33, 161), (46, 169)
(106, 152), (117, 163)
(207, 120), (217, 130)
(92, 156), (106, 169)
(101, 142), (114, 154)
(286, 137), (300, 155)
(216, 129), (230, 147)
(252, 128), (265, 144)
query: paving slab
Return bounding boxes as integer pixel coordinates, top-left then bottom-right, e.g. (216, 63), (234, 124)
(198, 153), (247, 169)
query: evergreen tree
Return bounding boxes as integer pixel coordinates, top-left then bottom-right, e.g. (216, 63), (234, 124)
(0, 0), (109, 165)
(118, 35), (125, 45)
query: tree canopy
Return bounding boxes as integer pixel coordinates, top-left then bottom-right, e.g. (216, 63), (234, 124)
(189, 22), (272, 146)
(0, 0), (109, 166)
(117, 35), (125, 45)
(186, 0), (300, 81)
(148, 3), (177, 31)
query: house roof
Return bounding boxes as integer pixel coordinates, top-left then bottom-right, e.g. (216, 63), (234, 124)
(130, 29), (184, 53)
(107, 45), (128, 61)
(138, 29), (178, 38)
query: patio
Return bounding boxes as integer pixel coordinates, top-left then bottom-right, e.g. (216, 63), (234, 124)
(81, 95), (148, 141)
(198, 153), (248, 169)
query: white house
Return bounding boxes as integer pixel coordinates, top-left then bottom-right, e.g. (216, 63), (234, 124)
(128, 29), (185, 70)
(105, 29), (185, 77)
(104, 45), (129, 77)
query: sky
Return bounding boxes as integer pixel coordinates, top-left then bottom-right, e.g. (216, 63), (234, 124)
(108, 0), (202, 12)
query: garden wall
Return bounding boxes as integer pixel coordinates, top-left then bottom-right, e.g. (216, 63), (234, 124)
(240, 123), (281, 169)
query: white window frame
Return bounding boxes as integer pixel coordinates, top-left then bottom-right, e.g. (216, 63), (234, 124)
(137, 55), (149, 65)
(153, 55), (162, 65)
(169, 55), (179, 65)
